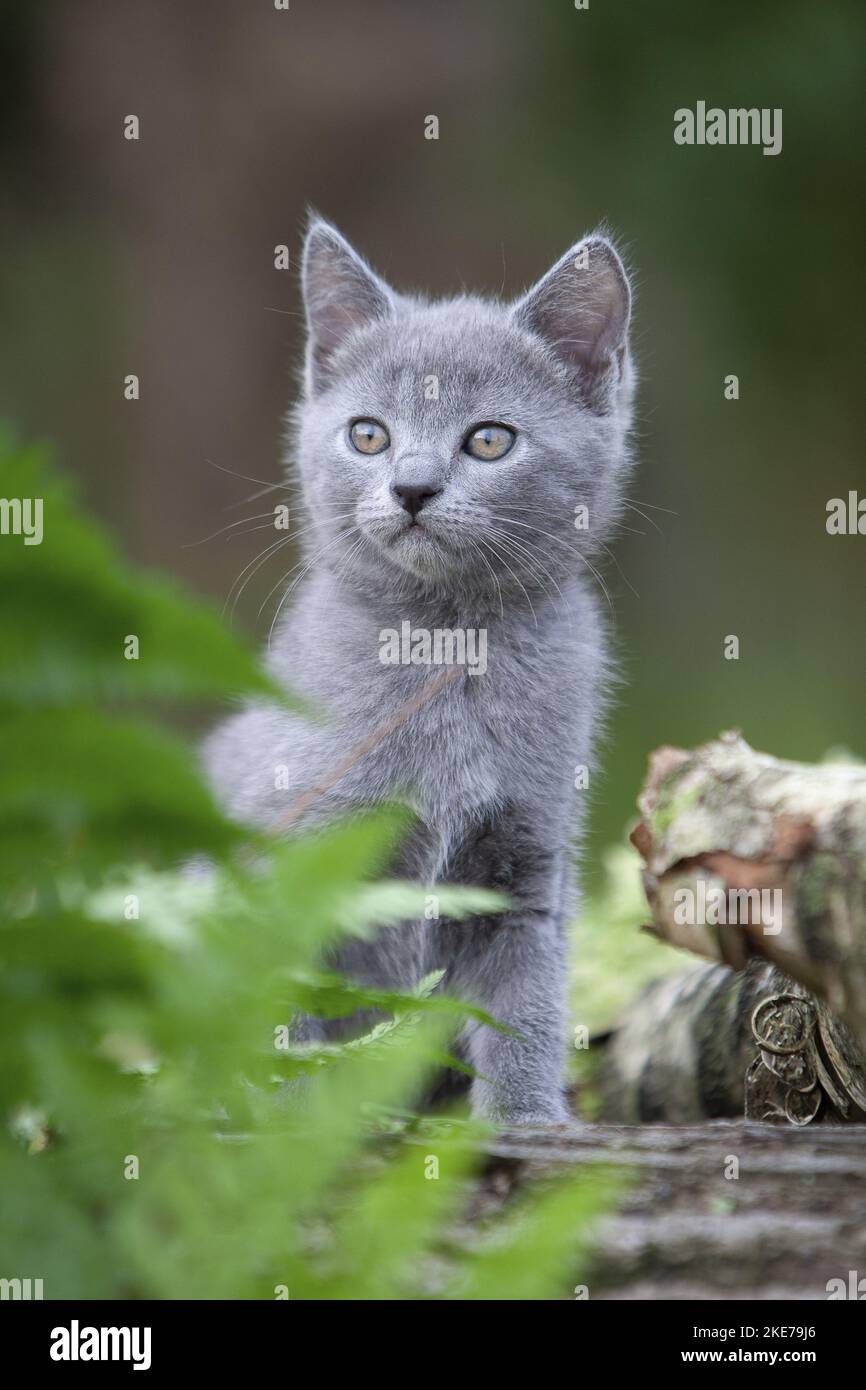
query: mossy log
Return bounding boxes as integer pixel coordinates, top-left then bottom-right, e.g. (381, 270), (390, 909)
(606, 734), (866, 1125)
(631, 732), (866, 1051)
(600, 958), (866, 1124)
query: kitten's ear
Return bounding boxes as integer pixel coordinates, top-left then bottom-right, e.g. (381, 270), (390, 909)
(513, 235), (631, 411)
(301, 217), (394, 392)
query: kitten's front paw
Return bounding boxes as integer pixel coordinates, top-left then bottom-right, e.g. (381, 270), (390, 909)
(502, 1110), (572, 1130)
(474, 1097), (573, 1129)
(470, 1077), (572, 1128)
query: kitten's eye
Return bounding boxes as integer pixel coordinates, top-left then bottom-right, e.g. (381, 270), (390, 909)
(463, 423), (516, 461)
(349, 419), (390, 455)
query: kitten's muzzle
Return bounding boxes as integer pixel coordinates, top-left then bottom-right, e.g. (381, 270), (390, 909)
(391, 481), (442, 521)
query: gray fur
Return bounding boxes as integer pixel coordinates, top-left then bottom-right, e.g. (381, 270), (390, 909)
(204, 218), (635, 1124)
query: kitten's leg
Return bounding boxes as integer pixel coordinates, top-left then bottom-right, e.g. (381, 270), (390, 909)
(442, 813), (572, 1126)
(205, 708), (439, 1032)
(323, 817), (441, 1020)
(460, 925), (570, 1126)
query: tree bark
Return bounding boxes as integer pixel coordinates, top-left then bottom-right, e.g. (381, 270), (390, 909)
(611, 733), (866, 1124)
(599, 958), (866, 1124)
(631, 732), (866, 1047)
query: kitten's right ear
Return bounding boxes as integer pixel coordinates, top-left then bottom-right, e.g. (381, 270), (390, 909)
(513, 234), (631, 412)
(301, 217), (394, 392)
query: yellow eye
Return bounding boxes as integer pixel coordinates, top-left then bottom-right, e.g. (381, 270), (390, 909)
(349, 419), (390, 455)
(464, 423), (516, 461)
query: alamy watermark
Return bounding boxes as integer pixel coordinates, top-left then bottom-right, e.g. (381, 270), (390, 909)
(826, 491), (866, 535)
(379, 621), (487, 675)
(1, 1276), (43, 1299)
(50, 1321), (151, 1371)
(674, 881), (783, 935)
(674, 103), (782, 156)
(827, 1271), (866, 1299)
(0, 496), (43, 545)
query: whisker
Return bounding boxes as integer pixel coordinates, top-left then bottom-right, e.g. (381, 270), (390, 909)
(205, 456), (286, 491)
(491, 501), (646, 538)
(596, 538), (639, 600)
(487, 514), (614, 615)
(225, 479), (292, 511)
(222, 511), (356, 622)
(621, 496), (678, 514)
(183, 511), (280, 549)
(469, 537), (504, 620)
(577, 551), (613, 614)
(331, 531), (370, 592)
(221, 509), (358, 622)
(621, 500), (664, 535)
(484, 524), (567, 618)
(258, 532), (342, 622)
(267, 527), (361, 649)
(477, 531), (538, 628)
(224, 535), (292, 623)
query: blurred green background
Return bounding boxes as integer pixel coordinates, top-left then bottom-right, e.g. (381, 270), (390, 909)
(2, 0), (864, 876)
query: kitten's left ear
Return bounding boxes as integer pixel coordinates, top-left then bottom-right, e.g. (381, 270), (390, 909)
(301, 217), (395, 392)
(513, 235), (631, 412)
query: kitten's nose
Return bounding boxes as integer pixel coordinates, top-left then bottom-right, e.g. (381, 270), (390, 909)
(391, 482), (441, 520)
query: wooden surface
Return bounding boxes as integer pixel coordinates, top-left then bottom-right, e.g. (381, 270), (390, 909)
(475, 1121), (866, 1299)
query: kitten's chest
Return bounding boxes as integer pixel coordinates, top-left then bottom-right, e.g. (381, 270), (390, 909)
(288, 585), (596, 834)
(372, 644), (567, 829)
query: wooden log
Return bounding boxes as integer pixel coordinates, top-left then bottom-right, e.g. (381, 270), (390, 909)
(599, 959), (866, 1124)
(462, 1120), (866, 1299)
(631, 732), (866, 1052)
(601, 734), (866, 1125)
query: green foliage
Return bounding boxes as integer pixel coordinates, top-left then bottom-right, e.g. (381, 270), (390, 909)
(0, 433), (617, 1299)
(570, 844), (684, 1039)
(0, 430), (288, 709)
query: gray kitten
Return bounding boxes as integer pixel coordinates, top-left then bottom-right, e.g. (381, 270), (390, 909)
(205, 218), (635, 1124)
